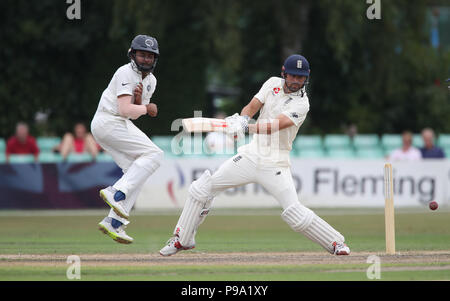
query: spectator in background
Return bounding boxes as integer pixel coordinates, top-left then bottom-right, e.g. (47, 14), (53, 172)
(6, 122), (39, 162)
(344, 123), (358, 140)
(388, 131), (421, 161)
(204, 112), (235, 155)
(420, 128), (445, 159)
(54, 122), (101, 160)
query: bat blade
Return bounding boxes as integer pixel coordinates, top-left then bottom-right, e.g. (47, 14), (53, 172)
(182, 117), (228, 133)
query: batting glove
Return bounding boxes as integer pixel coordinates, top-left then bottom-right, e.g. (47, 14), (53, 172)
(225, 114), (249, 140)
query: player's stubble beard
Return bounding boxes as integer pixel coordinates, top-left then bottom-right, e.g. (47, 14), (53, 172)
(135, 56), (154, 77)
(284, 81), (302, 93)
(139, 63), (152, 77)
(283, 74), (305, 93)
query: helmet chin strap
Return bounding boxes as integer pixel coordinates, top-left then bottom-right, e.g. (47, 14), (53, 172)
(130, 59), (140, 73)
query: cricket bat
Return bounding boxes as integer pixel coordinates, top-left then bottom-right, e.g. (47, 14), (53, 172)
(182, 117), (229, 133)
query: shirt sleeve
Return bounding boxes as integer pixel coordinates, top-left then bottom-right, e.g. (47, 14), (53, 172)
(118, 97), (147, 120)
(151, 76), (157, 96)
(115, 68), (134, 97)
(143, 75), (157, 105)
(388, 150), (397, 161)
(281, 99), (310, 127)
(254, 77), (279, 104)
(5, 137), (14, 155)
(414, 148), (422, 159)
(29, 137), (39, 156)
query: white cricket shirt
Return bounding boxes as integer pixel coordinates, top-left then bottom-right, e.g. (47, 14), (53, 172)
(239, 76), (310, 166)
(388, 147), (422, 161)
(96, 63), (157, 118)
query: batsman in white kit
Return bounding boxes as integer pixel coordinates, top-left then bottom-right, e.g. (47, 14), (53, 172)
(91, 35), (163, 244)
(160, 54), (350, 256)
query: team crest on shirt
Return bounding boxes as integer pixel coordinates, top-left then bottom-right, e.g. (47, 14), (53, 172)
(273, 87), (281, 95)
(147, 85), (151, 92)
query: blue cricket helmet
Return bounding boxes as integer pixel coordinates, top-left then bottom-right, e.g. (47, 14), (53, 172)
(283, 54), (310, 77)
(128, 35), (159, 73)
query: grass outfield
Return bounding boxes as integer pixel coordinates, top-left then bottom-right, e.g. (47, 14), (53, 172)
(0, 208), (449, 281)
(2, 263), (450, 281)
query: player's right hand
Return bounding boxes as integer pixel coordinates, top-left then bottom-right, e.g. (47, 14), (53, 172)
(133, 83), (143, 105)
(224, 118), (244, 141)
(225, 113), (249, 136)
(146, 103), (157, 117)
(225, 113), (240, 123)
(224, 114), (239, 134)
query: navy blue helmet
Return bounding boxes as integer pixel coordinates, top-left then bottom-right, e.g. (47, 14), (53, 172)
(281, 54), (310, 93)
(128, 35), (159, 73)
(282, 54), (310, 78)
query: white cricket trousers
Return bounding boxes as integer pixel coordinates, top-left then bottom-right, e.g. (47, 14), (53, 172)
(210, 154), (346, 253)
(210, 154), (298, 210)
(177, 153), (345, 253)
(91, 111), (163, 224)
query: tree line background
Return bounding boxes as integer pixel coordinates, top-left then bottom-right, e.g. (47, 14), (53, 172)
(0, 0), (449, 138)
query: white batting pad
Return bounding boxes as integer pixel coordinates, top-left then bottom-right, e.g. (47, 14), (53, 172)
(187, 198), (214, 246)
(189, 170), (213, 201)
(175, 171), (214, 246)
(195, 197), (213, 230)
(281, 203), (345, 254)
(174, 196), (205, 246)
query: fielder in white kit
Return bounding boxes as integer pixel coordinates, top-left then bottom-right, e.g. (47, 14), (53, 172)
(91, 35), (163, 244)
(160, 54), (350, 256)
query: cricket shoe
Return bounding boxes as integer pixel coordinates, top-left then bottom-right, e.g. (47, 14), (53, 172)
(333, 241), (350, 255)
(99, 186), (129, 219)
(159, 235), (195, 256)
(98, 217), (133, 244)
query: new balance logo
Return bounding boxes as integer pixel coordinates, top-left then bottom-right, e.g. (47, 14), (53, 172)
(233, 155), (242, 163)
